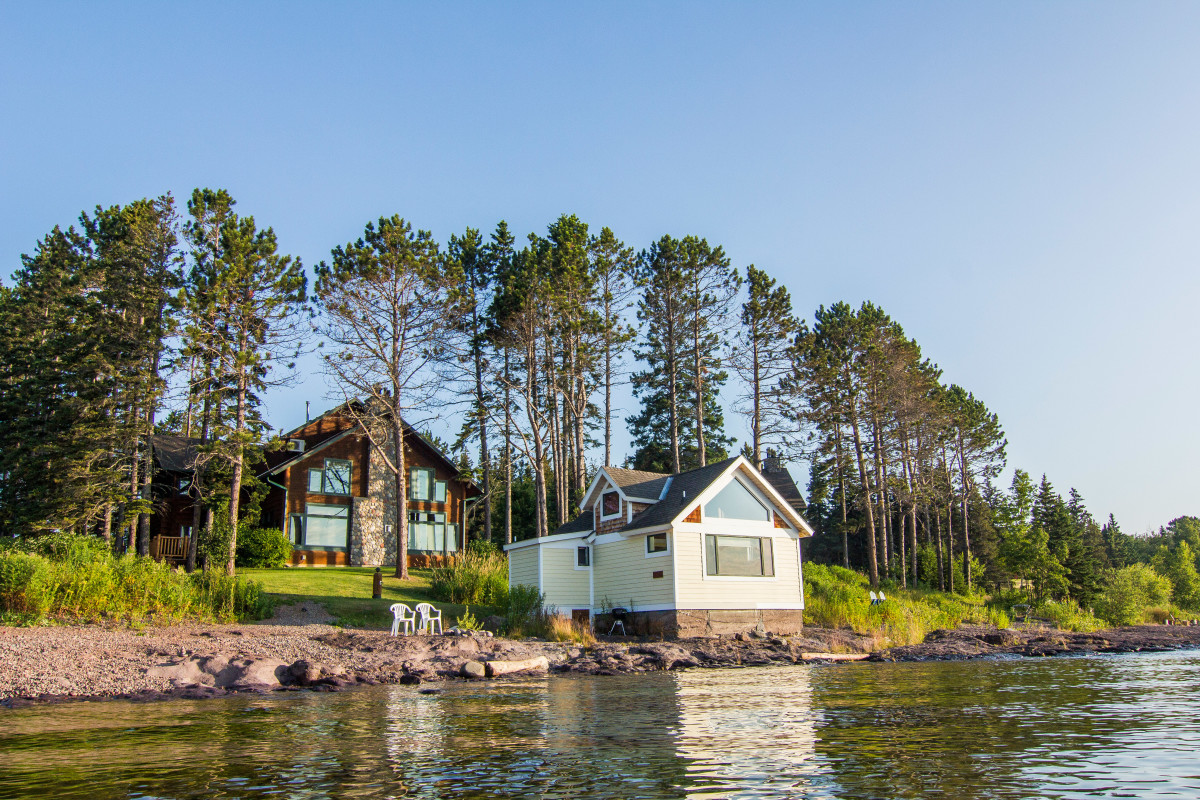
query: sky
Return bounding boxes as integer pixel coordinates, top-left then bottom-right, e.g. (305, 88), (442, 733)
(2, 2), (1198, 532)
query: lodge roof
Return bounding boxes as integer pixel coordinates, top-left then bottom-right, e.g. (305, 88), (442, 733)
(149, 435), (202, 473)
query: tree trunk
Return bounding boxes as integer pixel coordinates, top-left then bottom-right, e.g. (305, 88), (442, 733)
(225, 369), (248, 576)
(504, 348), (513, 545)
(694, 312), (706, 467)
(848, 400), (879, 587)
(933, 504), (945, 591)
(393, 418), (410, 579)
(835, 423), (849, 569)
(473, 321), (491, 546)
(956, 431), (973, 591)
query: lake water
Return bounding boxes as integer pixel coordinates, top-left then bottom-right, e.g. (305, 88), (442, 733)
(2, 650), (1199, 799)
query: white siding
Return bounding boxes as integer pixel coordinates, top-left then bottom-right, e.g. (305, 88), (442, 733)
(540, 545), (590, 611)
(672, 528), (804, 609)
(593, 533), (675, 611)
(508, 546), (538, 590)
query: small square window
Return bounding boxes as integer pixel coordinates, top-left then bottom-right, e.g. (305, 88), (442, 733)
(602, 491), (620, 517)
(577, 546), (591, 567)
(646, 532), (668, 554)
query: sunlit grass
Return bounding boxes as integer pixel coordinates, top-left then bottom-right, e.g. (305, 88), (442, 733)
(239, 566), (480, 630)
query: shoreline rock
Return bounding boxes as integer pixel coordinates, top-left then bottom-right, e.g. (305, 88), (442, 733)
(3, 617), (1199, 708)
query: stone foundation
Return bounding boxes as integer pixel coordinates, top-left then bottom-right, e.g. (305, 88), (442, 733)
(597, 609), (805, 639)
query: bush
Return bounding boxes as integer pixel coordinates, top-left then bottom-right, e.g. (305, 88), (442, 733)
(1096, 564), (1173, 626)
(235, 527), (293, 568)
(430, 550), (509, 606)
(1035, 599), (1103, 632)
(501, 584), (547, 637)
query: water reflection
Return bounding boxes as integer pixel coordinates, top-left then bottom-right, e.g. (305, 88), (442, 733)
(1, 650), (1199, 799)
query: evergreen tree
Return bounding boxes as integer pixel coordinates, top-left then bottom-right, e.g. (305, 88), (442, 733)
(729, 264), (799, 465)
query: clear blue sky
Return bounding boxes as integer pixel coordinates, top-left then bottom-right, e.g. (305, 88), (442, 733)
(3, 2), (1198, 532)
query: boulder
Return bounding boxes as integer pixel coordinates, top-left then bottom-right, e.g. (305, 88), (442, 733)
(461, 661), (488, 680)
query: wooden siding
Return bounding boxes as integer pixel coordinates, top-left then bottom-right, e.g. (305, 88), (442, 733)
(672, 529), (803, 609)
(540, 545), (590, 610)
(508, 547), (539, 589)
(593, 534), (674, 610)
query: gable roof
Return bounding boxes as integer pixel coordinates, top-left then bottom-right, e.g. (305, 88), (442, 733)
(761, 463), (806, 513)
(618, 457), (737, 532)
(150, 435), (202, 472)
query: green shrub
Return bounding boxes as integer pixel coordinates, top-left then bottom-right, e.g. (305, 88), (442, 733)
(235, 527), (293, 568)
(430, 550), (509, 606)
(1095, 564), (1173, 626)
(1035, 599), (1103, 632)
(465, 538), (501, 558)
(502, 584), (547, 637)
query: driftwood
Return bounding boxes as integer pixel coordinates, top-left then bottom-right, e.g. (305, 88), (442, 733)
(485, 656), (550, 677)
(460, 656), (551, 679)
(800, 652), (870, 661)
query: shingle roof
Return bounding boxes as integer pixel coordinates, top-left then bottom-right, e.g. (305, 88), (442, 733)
(150, 435), (202, 473)
(619, 457), (738, 532)
(551, 512), (593, 536)
(603, 466), (670, 500)
(762, 464), (806, 513)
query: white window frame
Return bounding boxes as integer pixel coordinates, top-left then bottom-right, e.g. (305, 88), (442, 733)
(575, 545), (592, 570)
(702, 533), (778, 581)
(600, 488), (622, 521)
(645, 531), (670, 558)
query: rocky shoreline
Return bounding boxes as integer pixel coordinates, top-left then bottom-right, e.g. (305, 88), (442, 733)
(3, 605), (1199, 708)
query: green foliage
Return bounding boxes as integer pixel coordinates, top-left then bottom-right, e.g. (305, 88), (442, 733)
(234, 526), (293, 568)
(501, 583), (548, 637)
(429, 550), (509, 606)
(1095, 564), (1173, 626)
(465, 538), (500, 558)
(1151, 541), (1200, 610)
(0, 545), (272, 624)
(1034, 599), (1103, 632)
(454, 605), (483, 631)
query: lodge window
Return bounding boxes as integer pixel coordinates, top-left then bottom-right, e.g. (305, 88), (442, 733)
(601, 490), (621, 518)
(410, 467), (448, 502)
(705, 535), (774, 577)
(577, 546), (591, 567)
(177, 476), (192, 495)
(409, 511), (458, 552)
(300, 503), (350, 549)
(308, 459), (352, 496)
(646, 532), (669, 555)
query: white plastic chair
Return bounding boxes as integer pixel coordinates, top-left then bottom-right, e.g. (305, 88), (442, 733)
(869, 591), (878, 606)
(390, 603), (416, 636)
(415, 602), (443, 635)
(878, 591), (887, 603)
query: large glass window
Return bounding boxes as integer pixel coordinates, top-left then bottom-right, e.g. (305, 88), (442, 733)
(705, 535), (774, 577)
(308, 459), (352, 495)
(702, 478), (771, 521)
(304, 503), (349, 548)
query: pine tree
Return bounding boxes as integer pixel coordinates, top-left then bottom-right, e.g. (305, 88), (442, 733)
(729, 264), (799, 465)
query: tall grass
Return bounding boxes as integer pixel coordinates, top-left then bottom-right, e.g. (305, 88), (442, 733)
(429, 550), (509, 606)
(0, 536), (273, 624)
(803, 563), (1010, 646)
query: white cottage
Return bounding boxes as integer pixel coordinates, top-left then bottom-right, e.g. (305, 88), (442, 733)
(504, 456), (815, 638)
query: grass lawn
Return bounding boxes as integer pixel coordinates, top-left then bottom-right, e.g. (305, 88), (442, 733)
(239, 567), (485, 630)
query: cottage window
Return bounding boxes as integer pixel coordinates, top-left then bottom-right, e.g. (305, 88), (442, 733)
(577, 546), (591, 567)
(303, 503), (350, 549)
(601, 490), (621, 518)
(705, 535), (774, 577)
(702, 478), (770, 522)
(434, 480), (448, 503)
(646, 532), (668, 554)
(177, 476), (191, 495)
(309, 459), (352, 496)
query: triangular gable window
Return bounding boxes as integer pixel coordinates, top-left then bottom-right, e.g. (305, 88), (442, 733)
(703, 477), (771, 522)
